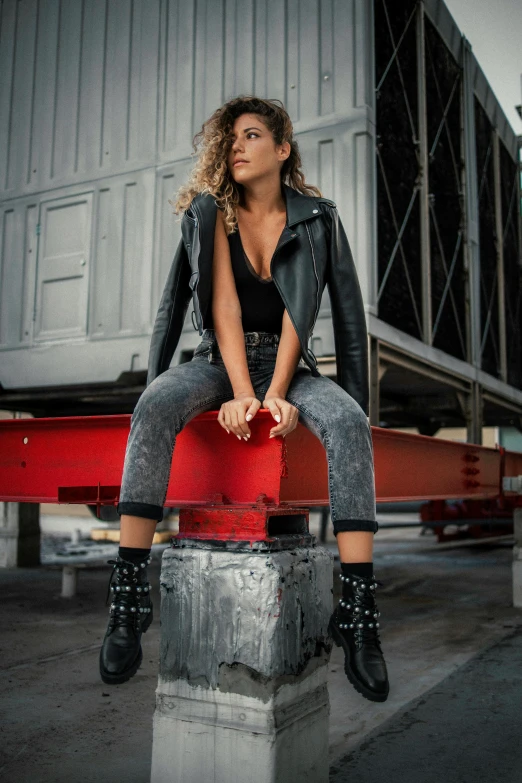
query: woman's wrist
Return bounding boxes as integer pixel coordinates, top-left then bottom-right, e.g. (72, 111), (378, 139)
(233, 388), (256, 399)
(265, 385), (287, 399)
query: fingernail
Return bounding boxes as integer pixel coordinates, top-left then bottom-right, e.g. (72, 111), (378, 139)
(243, 436), (248, 441)
(237, 435), (241, 440)
(225, 429), (230, 434)
(246, 433), (250, 438)
(246, 414), (252, 421)
(275, 415), (281, 422)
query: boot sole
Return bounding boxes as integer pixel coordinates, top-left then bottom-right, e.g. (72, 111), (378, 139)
(328, 619), (389, 703)
(99, 607), (153, 685)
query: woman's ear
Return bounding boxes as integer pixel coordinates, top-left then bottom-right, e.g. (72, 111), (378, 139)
(278, 141), (291, 162)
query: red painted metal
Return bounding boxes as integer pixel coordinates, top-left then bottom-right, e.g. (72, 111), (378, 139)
(0, 411), (287, 506)
(420, 498), (515, 542)
(371, 428), (503, 502)
(2, 414), (522, 515)
(177, 499), (309, 542)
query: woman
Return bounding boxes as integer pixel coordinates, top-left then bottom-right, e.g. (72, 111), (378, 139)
(99, 96), (389, 703)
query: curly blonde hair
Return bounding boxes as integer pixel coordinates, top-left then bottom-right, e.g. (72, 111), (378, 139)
(171, 96), (321, 234)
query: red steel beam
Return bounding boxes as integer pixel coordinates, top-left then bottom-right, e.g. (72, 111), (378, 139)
(1, 412), (522, 507)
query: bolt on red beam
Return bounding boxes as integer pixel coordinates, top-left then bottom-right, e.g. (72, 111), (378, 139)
(370, 427), (502, 501)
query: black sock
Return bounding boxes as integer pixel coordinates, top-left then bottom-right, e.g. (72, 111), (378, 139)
(341, 561), (373, 580)
(118, 546), (151, 567)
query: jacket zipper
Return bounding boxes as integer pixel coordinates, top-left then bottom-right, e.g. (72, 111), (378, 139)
(189, 202), (204, 332)
(305, 222), (321, 337)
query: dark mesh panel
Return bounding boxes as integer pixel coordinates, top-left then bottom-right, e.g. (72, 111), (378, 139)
(425, 18), (466, 360)
(475, 98), (500, 378)
(375, 0), (423, 340)
(500, 139), (522, 389)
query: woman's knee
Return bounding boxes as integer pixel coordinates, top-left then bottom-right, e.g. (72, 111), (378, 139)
(132, 374), (183, 424)
(325, 392), (369, 436)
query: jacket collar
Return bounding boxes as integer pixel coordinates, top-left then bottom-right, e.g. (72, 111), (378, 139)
(282, 183), (321, 227)
(191, 184), (321, 228)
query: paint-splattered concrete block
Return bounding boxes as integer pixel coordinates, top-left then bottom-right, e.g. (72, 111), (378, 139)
(151, 545), (333, 783)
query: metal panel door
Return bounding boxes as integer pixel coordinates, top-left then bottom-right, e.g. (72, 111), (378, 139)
(35, 193), (92, 341)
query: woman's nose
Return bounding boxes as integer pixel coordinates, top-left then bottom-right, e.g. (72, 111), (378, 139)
(231, 137), (243, 153)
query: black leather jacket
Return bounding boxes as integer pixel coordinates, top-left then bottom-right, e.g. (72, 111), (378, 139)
(147, 183), (369, 414)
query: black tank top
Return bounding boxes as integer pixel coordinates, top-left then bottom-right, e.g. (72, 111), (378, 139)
(205, 227), (286, 335)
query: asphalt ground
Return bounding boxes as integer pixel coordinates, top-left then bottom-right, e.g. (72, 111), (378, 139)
(330, 628), (522, 783)
(1, 516), (521, 782)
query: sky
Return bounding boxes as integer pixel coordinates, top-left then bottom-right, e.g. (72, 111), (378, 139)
(446, 0), (522, 134)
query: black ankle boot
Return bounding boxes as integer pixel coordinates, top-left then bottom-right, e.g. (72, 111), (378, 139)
(328, 571), (389, 702)
(99, 555), (153, 685)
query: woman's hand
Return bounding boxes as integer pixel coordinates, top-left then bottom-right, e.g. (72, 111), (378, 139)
(262, 393), (299, 438)
(217, 393), (261, 440)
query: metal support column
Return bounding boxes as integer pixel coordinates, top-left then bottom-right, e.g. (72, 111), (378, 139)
(416, 3), (432, 346)
(458, 382), (483, 445)
(492, 130), (508, 383)
(0, 502), (40, 568)
(461, 38), (482, 369)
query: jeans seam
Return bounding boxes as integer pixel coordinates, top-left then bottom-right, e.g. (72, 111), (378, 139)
(159, 393), (231, 508)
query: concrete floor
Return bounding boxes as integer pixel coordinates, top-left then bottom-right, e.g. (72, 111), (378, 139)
(1, 520), (521, 782)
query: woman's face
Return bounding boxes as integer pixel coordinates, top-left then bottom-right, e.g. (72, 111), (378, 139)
(227, 113), (290, 185)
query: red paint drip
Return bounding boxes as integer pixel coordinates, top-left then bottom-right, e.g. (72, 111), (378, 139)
(280, 438), (288, 478)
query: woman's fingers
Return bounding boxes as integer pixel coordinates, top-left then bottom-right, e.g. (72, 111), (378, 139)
(245, 399), (260, 422)
(268, 401), (299, 438)
(231, 408), (249, 440)
(219, 397), (261, 440)
(217, 407), (230, 434)
(220, 397), (297, 440)
(264, 398), (282, 424)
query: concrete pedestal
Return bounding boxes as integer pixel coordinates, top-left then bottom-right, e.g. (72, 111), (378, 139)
(151, 544), (333, 783)
(0, 502), (40, 568)
(513, 508), (522, 608)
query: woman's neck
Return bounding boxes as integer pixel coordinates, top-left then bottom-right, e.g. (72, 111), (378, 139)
(239, 181), (286, 219)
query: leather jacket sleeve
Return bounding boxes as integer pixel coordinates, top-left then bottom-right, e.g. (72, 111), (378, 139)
(146, 236), (192, 387)
(324, 205), (370, 415)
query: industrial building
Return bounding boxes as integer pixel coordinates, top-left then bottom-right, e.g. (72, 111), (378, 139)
(0, 0), (520, 447)
(2, 3), (522, 781)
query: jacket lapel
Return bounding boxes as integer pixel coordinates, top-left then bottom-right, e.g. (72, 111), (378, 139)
(283, 183), (322, 226)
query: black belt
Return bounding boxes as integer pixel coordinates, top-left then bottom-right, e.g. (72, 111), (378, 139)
(203, 329), (280, 346)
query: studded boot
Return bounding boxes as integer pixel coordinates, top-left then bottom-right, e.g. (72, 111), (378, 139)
(99, 556), (153, 685)
(328, 572), (389, 702)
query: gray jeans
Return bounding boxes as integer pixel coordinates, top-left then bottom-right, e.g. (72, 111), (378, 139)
(118, 329), (378, 535)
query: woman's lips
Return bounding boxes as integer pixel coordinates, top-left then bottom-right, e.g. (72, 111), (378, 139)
(234, 160), (248, 166)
